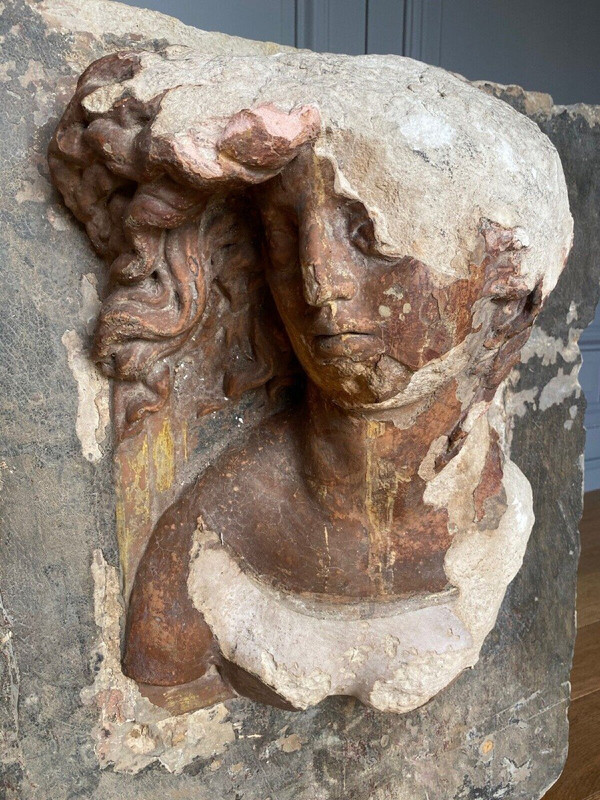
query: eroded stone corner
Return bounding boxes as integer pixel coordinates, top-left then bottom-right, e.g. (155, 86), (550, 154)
(82, 549), (235, 774)
(0, 587), (24, 795)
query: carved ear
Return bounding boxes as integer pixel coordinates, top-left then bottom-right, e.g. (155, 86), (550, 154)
(483, 279), (544, 349)
(475, 219), (543, 348)
(479, 219), (531, 300)
(467, 219), (544, 398)
(475, 279), (543, 407)
(218, 104), (321, 172)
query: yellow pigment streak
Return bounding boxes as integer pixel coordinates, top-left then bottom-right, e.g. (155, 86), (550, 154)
(153, 418), (175, 492)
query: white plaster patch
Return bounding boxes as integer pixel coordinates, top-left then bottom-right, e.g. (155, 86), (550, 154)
(384, 286), (404, 300)
(399, 112), (456, 150)
(59, 45), (573, 296)
(0, 59), (15, 82)
(78, 273), (102, 335)
(16, 164), (51, 204)
(567, 301), (578, 325)
(504, 383), (538, 420)
(83, 551), (235, 774)
(37, 0), (291, 58)
(62, 329), (109, 462)
(520, 326), (581, 366)
(18, 59), (43, 88)
(503, 757), (532, 784)
(497, 138), (519, 173)
(564, 404), (579, 430)
(188, 522), (472, 712)
(46, 204), (70, 230)
(443, 455), (534, 643)
(277, 732), (302, 753)
(417, 434), (448, 482)
(82, 83), (127, 116)
(185, 413), (534, 714)
(369, 648), (470, 712)
(374, 439), (534, 710)
(539, 366), (581, 412)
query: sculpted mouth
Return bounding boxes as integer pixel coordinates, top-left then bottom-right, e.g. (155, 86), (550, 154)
(312, 332), (385, 360)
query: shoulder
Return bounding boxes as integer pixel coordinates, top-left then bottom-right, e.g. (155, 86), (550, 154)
(191, 408), (305, 520)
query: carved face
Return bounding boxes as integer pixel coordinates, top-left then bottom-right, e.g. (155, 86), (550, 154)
(258, 149), (482, 408)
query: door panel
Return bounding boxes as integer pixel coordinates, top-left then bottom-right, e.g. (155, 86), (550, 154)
(118, 0), (296, 45)
(366, 0), (405, 55)
(581, 306), (600, 491)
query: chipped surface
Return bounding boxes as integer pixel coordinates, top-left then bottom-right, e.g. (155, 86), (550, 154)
(0, 0), (597, 797)
(520, 325), (581, 366)
(189, 526), (472, 712)
(62, 329), (109, 462)
(51, 39), (568, 720)
(82, 551), (235, 774)
(188, 415), (532, 714)
(539, 366), (582, 411)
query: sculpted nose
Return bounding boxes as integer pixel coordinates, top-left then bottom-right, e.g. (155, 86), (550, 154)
(302, 262), (358, 306)
(301, 219), (357, 306)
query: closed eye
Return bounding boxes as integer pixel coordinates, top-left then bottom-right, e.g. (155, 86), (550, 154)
(348, 204), (377, 256)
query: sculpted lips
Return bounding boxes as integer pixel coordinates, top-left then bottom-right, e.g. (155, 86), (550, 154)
(312, 331), (385, 360)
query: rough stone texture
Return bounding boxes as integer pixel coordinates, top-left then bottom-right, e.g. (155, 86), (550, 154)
(55, 47), (572, 292)
(47, 43), (570, 721)
(0, 2), (597, 799)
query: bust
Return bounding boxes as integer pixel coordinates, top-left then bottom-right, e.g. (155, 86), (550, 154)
(49, 47), (572, 713)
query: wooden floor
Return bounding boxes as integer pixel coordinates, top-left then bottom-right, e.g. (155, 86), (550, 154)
(544, 489), (600, 800)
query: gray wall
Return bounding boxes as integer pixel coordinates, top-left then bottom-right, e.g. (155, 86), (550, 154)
(581, 306), (600, 491)
(436, 0), (600, 105)
(120, 0), (600, 103)
(117, 0), (600, 490)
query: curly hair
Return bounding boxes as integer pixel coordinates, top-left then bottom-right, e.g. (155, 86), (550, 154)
(48, 52), (320, 435)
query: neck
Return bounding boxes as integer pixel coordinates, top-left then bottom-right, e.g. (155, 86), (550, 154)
(300, 380), (466, 525)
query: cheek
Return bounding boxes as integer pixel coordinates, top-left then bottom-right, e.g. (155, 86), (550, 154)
(384, 301), (454, 369)
(378, 267), (475, 370)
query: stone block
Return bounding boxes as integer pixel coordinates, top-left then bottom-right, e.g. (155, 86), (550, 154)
(1, 2), (598, 798)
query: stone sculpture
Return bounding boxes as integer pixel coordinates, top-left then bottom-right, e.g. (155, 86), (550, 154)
(48, 48), (573, 715)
